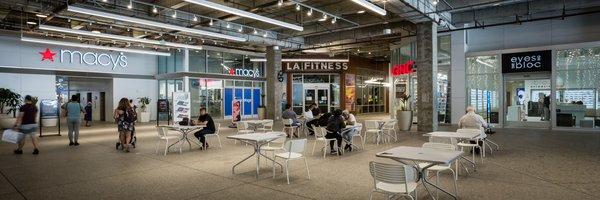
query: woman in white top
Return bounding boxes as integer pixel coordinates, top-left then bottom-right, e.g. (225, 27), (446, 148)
(341, 110), (358, 151)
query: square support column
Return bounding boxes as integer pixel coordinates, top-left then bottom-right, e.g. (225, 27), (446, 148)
(416, 22), (438, 132)
(450, 30), (468, 124)
(265, 46), (284, 120)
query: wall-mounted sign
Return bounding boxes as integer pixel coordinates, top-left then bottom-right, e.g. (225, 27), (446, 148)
(284, 62), (349, 72)
(391, 60), (415, 76)
(501, 50), (551, 73)
(227, 68), (260, 78)
(39, 48), (128, 70)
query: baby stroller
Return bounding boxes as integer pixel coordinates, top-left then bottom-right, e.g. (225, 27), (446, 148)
(116, 126), (137, 150)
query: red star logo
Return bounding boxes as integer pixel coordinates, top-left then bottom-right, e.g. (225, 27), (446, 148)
(229, 69), (235, 75)
(39, 48), (56, 62)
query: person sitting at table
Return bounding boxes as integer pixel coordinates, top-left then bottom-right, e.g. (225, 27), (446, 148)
(326, 109), (345, 155)
(458, 106), (488, 130)
(305, 103), (321, 136)
(282, 104), (301, 138)
(341, 110), (358, 151)
(194, 107), (215, 150)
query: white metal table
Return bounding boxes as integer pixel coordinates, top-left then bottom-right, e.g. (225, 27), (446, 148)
(245, 120), (271, 131)
(424, 131), (479, 172)
(227, 132), (286, 177)
(377, 146), (463, 200)
(167, 125), (205, 151)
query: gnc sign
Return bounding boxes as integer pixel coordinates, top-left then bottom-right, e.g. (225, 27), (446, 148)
(391, 60), (415, 76)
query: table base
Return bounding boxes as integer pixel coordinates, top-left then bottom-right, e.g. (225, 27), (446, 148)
(232, 141), (283, 178)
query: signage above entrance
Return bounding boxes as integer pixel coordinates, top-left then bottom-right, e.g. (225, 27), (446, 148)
(284, 62), (349, 72)
(501, 50), (551, 73)
(391, 60), (415, 76)
(39, 48), (128, 70)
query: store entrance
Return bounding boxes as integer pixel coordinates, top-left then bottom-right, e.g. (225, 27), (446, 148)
(503, 73), (551, 128)
(304, 88), (329, 114)
(56, 76), (112, 122)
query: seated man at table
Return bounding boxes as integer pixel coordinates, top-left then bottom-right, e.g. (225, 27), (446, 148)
(282, 104), (301, 137)
(341, 110), (358, 151)
(194, 107), (215, 149)
(458, 106), (488, 130)
(326, 109), (346, 155)
(305, 103), (321, 136)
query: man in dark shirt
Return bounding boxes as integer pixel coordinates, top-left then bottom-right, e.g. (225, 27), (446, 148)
(325, 109), (345, 155)
(305, 103), (321, 135)
(194, 107), (215, 149)
(13, 95), (39, 155)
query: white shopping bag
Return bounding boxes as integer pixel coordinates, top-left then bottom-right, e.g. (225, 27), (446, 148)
(2, 129), (23, 144)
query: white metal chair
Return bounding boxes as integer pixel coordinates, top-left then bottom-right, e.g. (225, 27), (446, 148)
(381, 120), (398, 142)
(368, 161), (418, 200)
(419, 142), (459, 199)
(351, 123), (365, 149)
(364, 120), (382, 145)
(283, 118), (300, 138)
(260, 133), (286, 165)
(456, 128), (485, 164)
(235, 121), (253, 144)
(154, 126), (181, 156)
(311, 125), (338, 158)
(256, 120), (274, 132)
(205, 123), (222, 149)
(272, 138), (310, 184)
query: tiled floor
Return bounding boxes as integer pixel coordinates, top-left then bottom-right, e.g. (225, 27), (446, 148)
(0, 115), (598, 200)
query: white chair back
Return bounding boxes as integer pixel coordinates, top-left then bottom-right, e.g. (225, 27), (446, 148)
(214, 123), (221, 135)
(303, 111), (314, 119)
(422, 142), (456, 151)
(457, 128), (484, 138)
(237, 121), (248, 131)
(365, 120), (379, 130)
(157, 126), (168, 138)
(428, 136), (457, 146)
(283, 118), (294, 126)
(369, 161), (416, 192)
(383, 121), (396, 129)
(263, 120), (274, 127)
(355, 123), (363, 133)
(313, 125), (326, 139)
(284, 138), (307, 154)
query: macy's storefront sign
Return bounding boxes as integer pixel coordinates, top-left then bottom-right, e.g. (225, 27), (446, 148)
(39, 48), (127, 70)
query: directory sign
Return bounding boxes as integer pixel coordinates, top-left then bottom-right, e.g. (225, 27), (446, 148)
(502, 50), (551, 73)
(172, 92), (190, 123)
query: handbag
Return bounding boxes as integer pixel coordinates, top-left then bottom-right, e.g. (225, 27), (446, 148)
(2, 129), (23, 144)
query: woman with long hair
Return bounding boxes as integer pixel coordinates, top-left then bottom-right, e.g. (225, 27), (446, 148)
(114, 98), (136, 152)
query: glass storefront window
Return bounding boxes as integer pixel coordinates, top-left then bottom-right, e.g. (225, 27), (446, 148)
(330, 75), (340, 110)
(466, 55), (501, 123)
(207, 51), (224, 74)
(555, 47), (600, 129)
(438, 35), (451, 123)
(190, 50), (206, 72)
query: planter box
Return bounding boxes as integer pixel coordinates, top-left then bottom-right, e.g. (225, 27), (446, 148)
(258, 107), (266, 120)
(396, 110), (413, 131)
(0, 116), (17, 129)
(139, 112), (151, 123)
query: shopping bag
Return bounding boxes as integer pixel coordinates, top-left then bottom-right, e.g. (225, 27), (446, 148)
(2, 129), (23, 144)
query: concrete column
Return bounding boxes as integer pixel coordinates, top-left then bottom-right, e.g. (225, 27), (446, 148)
(265, 46), (284, 120)
(450, 30), (468, 124)
(416, 22), (438, 132)
(183, 49), (190, 92)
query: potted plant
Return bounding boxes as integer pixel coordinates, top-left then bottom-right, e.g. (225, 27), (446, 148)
(0, 88), (21, 128)
(257, 94), (266, 119)
(137, 97), (151, 122)
(396, 93), (413, 131)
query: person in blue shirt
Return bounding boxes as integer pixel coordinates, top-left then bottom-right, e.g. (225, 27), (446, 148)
(62, 95), (84, 146)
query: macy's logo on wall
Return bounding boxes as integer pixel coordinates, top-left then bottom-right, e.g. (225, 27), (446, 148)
(38, 48), (128, 70)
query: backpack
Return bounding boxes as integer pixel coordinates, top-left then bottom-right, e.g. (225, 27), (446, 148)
(124, 109), (137, 123)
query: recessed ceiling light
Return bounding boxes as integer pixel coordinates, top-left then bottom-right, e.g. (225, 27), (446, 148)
(357, 10), (365, 14)
(27, 21), (36, 25)
(36, 14), (47, 18)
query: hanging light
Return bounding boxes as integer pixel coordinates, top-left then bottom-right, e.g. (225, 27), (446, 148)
(307, 8), (313, 16)
(171, 11), (177, 18)
(322, 13), (328, 20)
(278, 0), (283, 6)
(193, 15), (198, 21)
(226, 22), (230, 28)
(263, 32), (268, 38)
(432, 0), (439, 5)
(253, 28), (258, 34)
(295, 4), (301, 11)
(152, 6), (158, 13)
(209, 19), (213, 26)
(127, 0), (133, 9)
(331, 17), (337, 24)
(238, 26), (243, 32)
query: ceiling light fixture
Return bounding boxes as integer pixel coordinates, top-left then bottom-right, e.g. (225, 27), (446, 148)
(38, 25), (204, 51)
(209, 19), (213, 26)
(67, 6), (246, 42)
(322, 13), (328, 20)
(432, 0), (439, 5)
(331, 17), (337, 24)
(249, 58), (349, 62)
(357, 10), (365, 14)
(152, 6), (158, 13)
(351, 0), (386, 15)
(278, 0), (283, 6)
(36, 14), (47, 18)
(26, 21), (36, 25)
(171, 11), (177, 18)
(295, 4), (301, 11)
(253, 28), (258, 34)
(127, 0), (133, 9)
(193, 15), (198, 21)
(238, 26), (243, 32)
(226, 22), (230, 28)
(184, 0), (303, 31)
(307, 8), (313, 16)
(21, 37), (171, 56)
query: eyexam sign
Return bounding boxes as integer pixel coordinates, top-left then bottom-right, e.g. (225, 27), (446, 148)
(38, 48), (128, 70)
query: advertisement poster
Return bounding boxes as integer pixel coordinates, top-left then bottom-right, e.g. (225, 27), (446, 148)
(172, 92), (190, 123)
(232, 99), (241, 123)
(157, 99), (168, 113)
(345, 74), (356, 111)
(40, 99), (59, 119)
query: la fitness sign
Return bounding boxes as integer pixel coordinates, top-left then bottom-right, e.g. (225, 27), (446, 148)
(285, 62), (349, 72)
(501, 50), (551, 73)
(39, 48), (128, 70)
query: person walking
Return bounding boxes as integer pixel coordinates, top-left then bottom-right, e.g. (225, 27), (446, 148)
(84, 102), (92, 127)
(12, 95), (40, 155)
(114, 98), (136, 152)
(62, 95), (84, 146)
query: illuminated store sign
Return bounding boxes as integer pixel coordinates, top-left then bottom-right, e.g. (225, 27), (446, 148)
(222, 64), (260, 78)
(391, 60), (415, 76)
(284, 62), (349, 72)
(39, 48), (128, 70)
(501, 50), (551, 73)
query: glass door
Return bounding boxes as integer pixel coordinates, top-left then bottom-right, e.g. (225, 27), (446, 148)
(504, 74), (551, 128)
(304, 88), (329, 114)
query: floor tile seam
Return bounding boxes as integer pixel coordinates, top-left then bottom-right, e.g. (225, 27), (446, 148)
(0, 169), (27, 200)
(485, 159), (600, 198)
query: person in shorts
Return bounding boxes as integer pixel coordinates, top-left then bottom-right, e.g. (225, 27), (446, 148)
(13, 95), (39, 155)
(114, 98), (136, 152)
